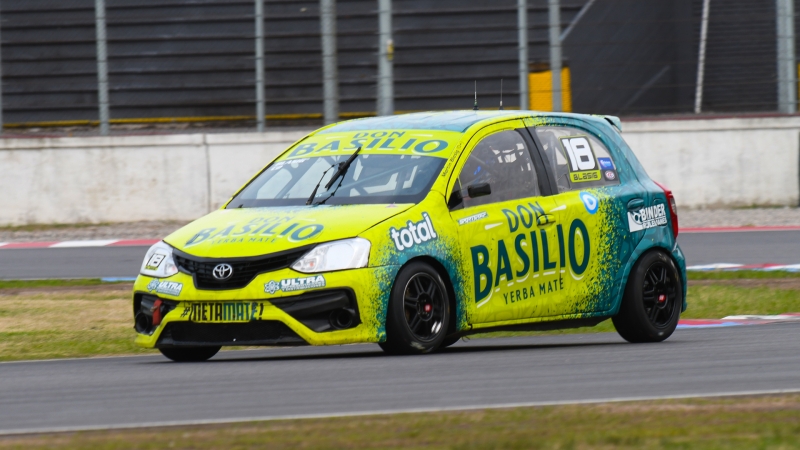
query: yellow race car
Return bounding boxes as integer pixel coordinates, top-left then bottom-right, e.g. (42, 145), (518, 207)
(134, 111), (686, 361)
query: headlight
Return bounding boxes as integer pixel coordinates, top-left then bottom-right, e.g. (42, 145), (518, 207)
(140, 241), (179, 278)
(291, 238), (371, 273)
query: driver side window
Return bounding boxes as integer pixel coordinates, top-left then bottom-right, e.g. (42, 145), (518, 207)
(455, 129), (540, 209)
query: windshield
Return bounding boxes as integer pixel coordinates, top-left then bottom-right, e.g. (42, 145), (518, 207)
(228, 154), (445, 208)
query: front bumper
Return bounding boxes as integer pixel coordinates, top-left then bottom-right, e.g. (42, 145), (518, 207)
(133, 266), (395, 348)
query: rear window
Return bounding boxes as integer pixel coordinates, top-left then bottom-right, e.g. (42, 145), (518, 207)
(534, 126), (620, 192)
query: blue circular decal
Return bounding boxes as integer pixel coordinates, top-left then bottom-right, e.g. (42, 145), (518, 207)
(580, 192), (599, 214)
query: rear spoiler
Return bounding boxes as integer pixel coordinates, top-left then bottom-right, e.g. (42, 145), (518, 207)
(603, 115), (622, 132)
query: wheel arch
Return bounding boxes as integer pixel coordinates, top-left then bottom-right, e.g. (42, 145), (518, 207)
(612, 243), (687, 316)
(396, 255), (460, 336)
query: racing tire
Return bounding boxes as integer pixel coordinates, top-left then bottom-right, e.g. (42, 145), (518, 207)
(159, 346), (221, 362)
(613, 250), (682, 343)
(379, 262), (451, 355)
(439, 335), (462, 349)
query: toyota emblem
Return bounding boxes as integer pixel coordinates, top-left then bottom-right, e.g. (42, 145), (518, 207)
(212, 263), (234, 280)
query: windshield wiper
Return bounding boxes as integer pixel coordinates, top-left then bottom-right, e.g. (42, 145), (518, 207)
(305, 163), (338, 205)
(314, 147), (363, 205)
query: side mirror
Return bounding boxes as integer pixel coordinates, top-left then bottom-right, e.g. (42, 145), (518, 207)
(467, 183), (492, 199)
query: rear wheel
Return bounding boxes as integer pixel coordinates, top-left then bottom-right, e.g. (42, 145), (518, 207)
(159, 346), (221, 362)
(613, 251), (682, 343)
(379, 262), (450, 355)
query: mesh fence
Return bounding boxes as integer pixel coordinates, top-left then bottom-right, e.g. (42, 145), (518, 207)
(0, 0), (797, 135)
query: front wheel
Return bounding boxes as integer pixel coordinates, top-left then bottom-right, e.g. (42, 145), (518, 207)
(159, 346), (221, 362)
(613, 250), (682, 343)
(379, 262), (451, 355)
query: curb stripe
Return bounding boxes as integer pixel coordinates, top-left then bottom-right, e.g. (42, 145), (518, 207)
(0, 239), (159, 249)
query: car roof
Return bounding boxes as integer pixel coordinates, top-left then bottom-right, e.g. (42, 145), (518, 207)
(317, 110), (531, 134)
(317, 110), (620, 135)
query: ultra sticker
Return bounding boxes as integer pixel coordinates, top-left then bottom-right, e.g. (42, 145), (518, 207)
(628, 204), (668, 232)
(458, 211), (489, 226)
(264, 275), (326, 294)
(146, 279), (183, 297)
(390, 212), (438, 251)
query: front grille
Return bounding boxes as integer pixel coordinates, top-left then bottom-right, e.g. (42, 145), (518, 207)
(173, 245), (312, 290)
(157, 321), (306, 347)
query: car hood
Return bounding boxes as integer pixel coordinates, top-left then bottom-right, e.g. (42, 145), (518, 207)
(164, 204), (413, 258)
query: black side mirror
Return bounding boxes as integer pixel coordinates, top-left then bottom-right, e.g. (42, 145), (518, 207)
(467, 183), (492, 199)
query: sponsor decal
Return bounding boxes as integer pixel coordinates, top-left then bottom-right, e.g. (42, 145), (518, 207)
(264, 275), (326, 294)
(471, 202), (591, 303)
(628, 204), (668, 232)
(580, 192), (599, 214)
(146, 279), (183, 297)
(598, 157), (615, 170)
(185, 216), (324, 247)
(181, 301), (265, 322)
(604, 170), (617, 181)
(458, 211), (489, 226)
(288, 131), (451, 158)
(390, 212), (438, 251)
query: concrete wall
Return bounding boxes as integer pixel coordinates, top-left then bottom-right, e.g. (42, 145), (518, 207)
(0, 131), (309, 226)
(1, 116), (798, 225)
(622, 116), (800, 208)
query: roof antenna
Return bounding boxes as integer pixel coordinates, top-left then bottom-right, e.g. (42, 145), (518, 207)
(473, 81), (479, 110)
(499, 79), (504, 110)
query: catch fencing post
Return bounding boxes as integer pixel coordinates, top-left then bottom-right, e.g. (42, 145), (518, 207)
(694, 0), (710, 114)
(518, 0), (529, 110)
(0, 5), (3, 134)
(776, 0), (796, 114)
(320, 0), (339, 124)
(94, 0), (110, 135)
(548, 0), (562, 112)
(377, 0), (394, 116)
(255, 0), (265, 131)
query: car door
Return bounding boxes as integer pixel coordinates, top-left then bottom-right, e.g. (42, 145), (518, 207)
(527, 122), (645, 316)
(448, 122), (562, 325)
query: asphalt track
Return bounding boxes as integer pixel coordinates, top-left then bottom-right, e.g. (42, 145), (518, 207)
(1, 230), (800, 280)
(1, 323), (798, 434)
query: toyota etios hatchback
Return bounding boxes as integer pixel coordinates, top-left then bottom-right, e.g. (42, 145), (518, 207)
(134, 111), (686, 361)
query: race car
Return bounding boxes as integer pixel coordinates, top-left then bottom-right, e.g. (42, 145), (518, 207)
(133, 111), (686, 362)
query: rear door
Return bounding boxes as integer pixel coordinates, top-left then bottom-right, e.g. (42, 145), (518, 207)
(526, 122), (645, 316)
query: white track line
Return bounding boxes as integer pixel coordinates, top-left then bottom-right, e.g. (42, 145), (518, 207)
(49, 240), (119, 248)
(2, 388), (800, 436)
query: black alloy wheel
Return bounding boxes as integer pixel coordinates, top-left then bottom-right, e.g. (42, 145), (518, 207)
(642, 261), (679, 329)
(159, 346), (221, 362)
(613, 250), (682, 343)
(380, 262), (451, 355)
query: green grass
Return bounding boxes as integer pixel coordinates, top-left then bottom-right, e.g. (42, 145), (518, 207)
(687, 269), (800, 280)
(2, 394), (798, 449)
(0, 222), (113, 232)
(0, 279), (130, 289)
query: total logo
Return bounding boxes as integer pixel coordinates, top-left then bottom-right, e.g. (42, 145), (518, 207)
(264, 275), (326, 294)
(628, 204), (668, 232)
(390, 212), (438, 251)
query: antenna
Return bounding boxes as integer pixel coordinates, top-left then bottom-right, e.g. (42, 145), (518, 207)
(499, 79), (504, 110)
(473, 81), (478, 110)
